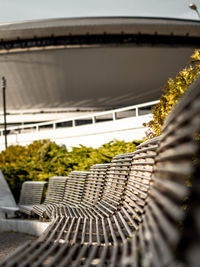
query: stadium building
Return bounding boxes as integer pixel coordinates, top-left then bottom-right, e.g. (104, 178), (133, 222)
(0, 17), (199, 149)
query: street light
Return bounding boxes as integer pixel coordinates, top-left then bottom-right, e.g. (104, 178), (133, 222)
(189, 3), (200, 19)
(2, 77), (7, 150)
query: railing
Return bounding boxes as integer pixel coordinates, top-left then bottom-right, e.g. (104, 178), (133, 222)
(0, 100), (159, 136)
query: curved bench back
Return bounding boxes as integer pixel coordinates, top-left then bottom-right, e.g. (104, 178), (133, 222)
(122, 137), (160, 229)
(81, 164), (110, 207)
(96, 139), (159, 218)
(62, 171), (89, 206)
(44, 176), (67, 205)
(99, 152), (135, 215)
(19, 181), (46, 205)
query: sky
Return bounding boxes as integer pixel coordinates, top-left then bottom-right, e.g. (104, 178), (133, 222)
(0, 0), (199, 25)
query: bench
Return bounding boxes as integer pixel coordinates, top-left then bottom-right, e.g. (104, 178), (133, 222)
(50, 164), (110, 218)
(32, 176), (67, 219)
(0, 136), (159, 266)
(1, 75), (200, 266)
(33, 165), (109, 220)
(0, 181), (46, 217)
(40, 137), (159, 246)
(44, 171), (90, 219)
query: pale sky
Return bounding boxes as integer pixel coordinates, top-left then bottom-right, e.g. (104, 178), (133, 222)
(0, 0), (199, 24)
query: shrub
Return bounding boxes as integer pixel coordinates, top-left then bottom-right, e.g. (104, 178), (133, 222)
(145, 50), (200, 138)
(0, 139), (139, 201)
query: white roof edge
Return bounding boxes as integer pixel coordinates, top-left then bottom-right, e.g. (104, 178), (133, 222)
(0, 17), (200, 41)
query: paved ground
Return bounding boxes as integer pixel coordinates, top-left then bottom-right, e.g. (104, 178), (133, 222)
(0, 232), (36, 262)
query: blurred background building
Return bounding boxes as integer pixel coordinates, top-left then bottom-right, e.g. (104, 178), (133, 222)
(0, 1), (200, 149)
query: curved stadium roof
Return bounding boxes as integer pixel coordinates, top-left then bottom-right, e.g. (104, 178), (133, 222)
(0, 17), (199, 111)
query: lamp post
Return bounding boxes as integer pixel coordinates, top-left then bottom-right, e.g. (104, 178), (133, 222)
(189, 3), (200, 19)
(2, 77), (7, 150)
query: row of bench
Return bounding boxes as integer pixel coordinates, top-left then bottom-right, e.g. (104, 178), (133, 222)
(1, 76), (200, 266)
(1, 137), (157, 220)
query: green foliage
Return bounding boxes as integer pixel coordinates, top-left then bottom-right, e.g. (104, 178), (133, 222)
(145, 50), (200, 138)
(0, 139), (139, 201)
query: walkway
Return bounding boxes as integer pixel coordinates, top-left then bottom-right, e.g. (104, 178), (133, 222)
(0, 232), (36, 261)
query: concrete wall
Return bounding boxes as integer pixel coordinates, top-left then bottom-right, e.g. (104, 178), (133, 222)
(0, 219), (50, 236)
(0, 169), (16, 208)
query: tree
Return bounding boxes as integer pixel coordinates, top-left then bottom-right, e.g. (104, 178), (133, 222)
(145, 50), (200, 138)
